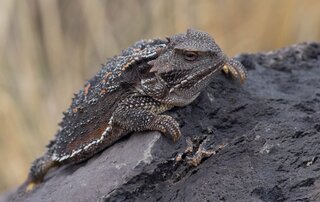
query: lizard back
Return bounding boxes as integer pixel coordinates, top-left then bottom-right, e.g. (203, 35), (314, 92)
(50, 39), (167, 163)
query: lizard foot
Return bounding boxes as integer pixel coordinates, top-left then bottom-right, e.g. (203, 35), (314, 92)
(222, 58), (247, 84)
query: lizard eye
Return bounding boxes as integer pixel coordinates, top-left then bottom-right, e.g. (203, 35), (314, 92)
(183, 51), (198, 61)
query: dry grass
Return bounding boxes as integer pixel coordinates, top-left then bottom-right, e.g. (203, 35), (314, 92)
(0, 0), (320, 192)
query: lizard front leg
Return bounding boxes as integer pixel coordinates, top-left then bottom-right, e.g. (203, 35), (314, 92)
(113, 95), (181, 142)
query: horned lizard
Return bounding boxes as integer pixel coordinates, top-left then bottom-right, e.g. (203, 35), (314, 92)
(20, 29), (247, 191)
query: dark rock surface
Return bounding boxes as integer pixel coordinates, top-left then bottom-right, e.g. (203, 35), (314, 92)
(5, 42), (320, 202)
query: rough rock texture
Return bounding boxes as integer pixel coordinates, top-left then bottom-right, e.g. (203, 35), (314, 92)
(5, 42), (320, 202)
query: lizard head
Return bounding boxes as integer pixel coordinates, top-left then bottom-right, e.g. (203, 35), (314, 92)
(141, 28), (235, 106)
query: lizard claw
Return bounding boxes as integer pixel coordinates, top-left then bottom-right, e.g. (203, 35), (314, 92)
(222, 59), (247, 84)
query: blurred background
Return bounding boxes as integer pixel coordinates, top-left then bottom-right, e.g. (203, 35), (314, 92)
(0, 0), (320, 193)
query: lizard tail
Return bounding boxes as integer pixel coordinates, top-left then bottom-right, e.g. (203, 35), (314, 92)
(17, 154), (58, 193)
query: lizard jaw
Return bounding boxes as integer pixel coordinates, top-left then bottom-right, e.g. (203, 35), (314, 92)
(164, 64), (223, 107)
(169, 62), (224, 93)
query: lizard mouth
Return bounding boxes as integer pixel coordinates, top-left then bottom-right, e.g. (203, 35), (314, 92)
(169, 60), (225, 93)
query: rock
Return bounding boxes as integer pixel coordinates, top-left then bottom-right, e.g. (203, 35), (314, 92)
(6, 42), (320, 202)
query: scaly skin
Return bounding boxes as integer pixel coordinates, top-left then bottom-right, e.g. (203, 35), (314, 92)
(19, 29), (247, 192)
